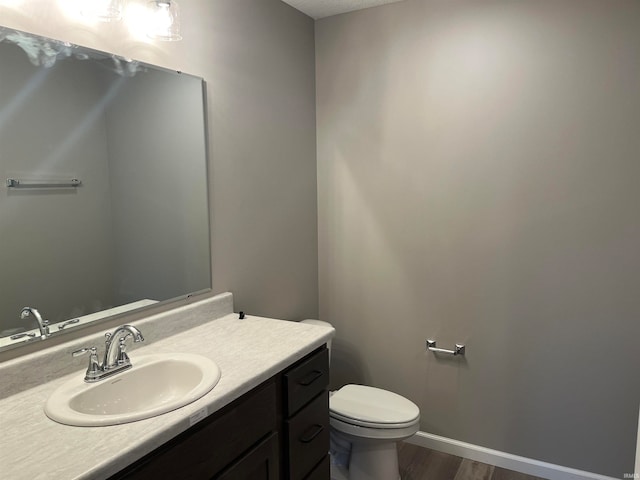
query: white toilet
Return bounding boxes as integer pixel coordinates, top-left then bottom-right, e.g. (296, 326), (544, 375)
(301, 320), (420, 480)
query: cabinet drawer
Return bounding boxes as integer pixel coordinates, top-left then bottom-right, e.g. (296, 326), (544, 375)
(286, 392), (329, 480)
(304, 455), (330, 480)
(284, 347), (329, 416)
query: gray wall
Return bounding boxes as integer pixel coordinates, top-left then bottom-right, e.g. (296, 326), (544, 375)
(316, 0), (640, 477)
(207, 1), (318, 320)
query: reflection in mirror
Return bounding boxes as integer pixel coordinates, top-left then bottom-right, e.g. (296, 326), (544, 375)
(0, 26), (211, 352)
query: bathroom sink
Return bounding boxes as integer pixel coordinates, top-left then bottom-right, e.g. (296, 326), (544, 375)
(45, 353), (221, 426)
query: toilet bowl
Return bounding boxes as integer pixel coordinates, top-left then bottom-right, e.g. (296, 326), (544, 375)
(301, 320), (420, 480)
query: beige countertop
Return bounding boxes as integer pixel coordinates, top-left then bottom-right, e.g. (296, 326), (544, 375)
(0, 308), (334, 480)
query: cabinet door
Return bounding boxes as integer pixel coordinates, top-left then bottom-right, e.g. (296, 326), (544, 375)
(111, 381), (277, 480)
(304, 456), (330, 480)
(215, 432), (279, 480)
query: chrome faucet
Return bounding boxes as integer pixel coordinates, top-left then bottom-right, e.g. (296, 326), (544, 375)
(72, 324), (144, 382)
(103, 324), (145, 370)
(20, 307), (49, 339)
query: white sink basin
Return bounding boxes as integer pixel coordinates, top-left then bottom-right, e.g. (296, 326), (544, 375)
(45, 353), (221, 426)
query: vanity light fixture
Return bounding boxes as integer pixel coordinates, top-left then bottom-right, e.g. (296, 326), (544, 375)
(81, 0), (124, 22)
(146, 0), (182, 41)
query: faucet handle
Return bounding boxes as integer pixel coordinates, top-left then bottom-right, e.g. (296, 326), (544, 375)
(116, 337), (131, 366)
(72, 346), (102, 381)
(72, 346), (95, 357)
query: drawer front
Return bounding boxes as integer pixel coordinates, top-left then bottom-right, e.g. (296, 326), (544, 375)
(304, 455), (330, 480)
(284, 347), (329, 416)
(286, 392), (330, 480)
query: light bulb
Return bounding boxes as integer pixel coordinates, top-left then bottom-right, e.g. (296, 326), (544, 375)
(147, 0), (181, 41)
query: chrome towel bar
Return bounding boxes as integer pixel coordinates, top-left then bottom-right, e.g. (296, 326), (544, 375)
(426, 339), (465, 356)
(6, 178), (82, 188)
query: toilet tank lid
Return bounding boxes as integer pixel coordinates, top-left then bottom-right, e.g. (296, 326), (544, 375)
(330, 384), (420, 425)
(301, 319), (332, 328)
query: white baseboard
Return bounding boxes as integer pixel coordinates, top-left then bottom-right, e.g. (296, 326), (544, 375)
(406, 431), (618, 480)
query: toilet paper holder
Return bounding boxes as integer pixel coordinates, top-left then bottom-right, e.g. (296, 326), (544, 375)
(426, 340), (465, 356)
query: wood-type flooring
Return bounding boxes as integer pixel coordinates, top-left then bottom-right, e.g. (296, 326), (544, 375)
(398, 442), (548, 480)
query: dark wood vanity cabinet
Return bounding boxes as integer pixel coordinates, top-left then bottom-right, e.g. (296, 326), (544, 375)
(110, 346), (329, 480)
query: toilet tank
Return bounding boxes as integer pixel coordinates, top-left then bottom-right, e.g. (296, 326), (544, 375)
(301, 319), (332, 360)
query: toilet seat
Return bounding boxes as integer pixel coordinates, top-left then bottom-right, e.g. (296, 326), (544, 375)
(329, 384), (420, 429)
(330, 415), (420, 441)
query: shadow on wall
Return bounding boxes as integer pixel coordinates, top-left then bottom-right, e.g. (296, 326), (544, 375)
(329, 337), (371, 390)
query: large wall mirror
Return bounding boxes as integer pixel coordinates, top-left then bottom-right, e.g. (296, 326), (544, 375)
(0, 26), (211, 352)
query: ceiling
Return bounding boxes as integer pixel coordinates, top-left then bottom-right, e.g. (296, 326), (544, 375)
(281, 0), (406, 20)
